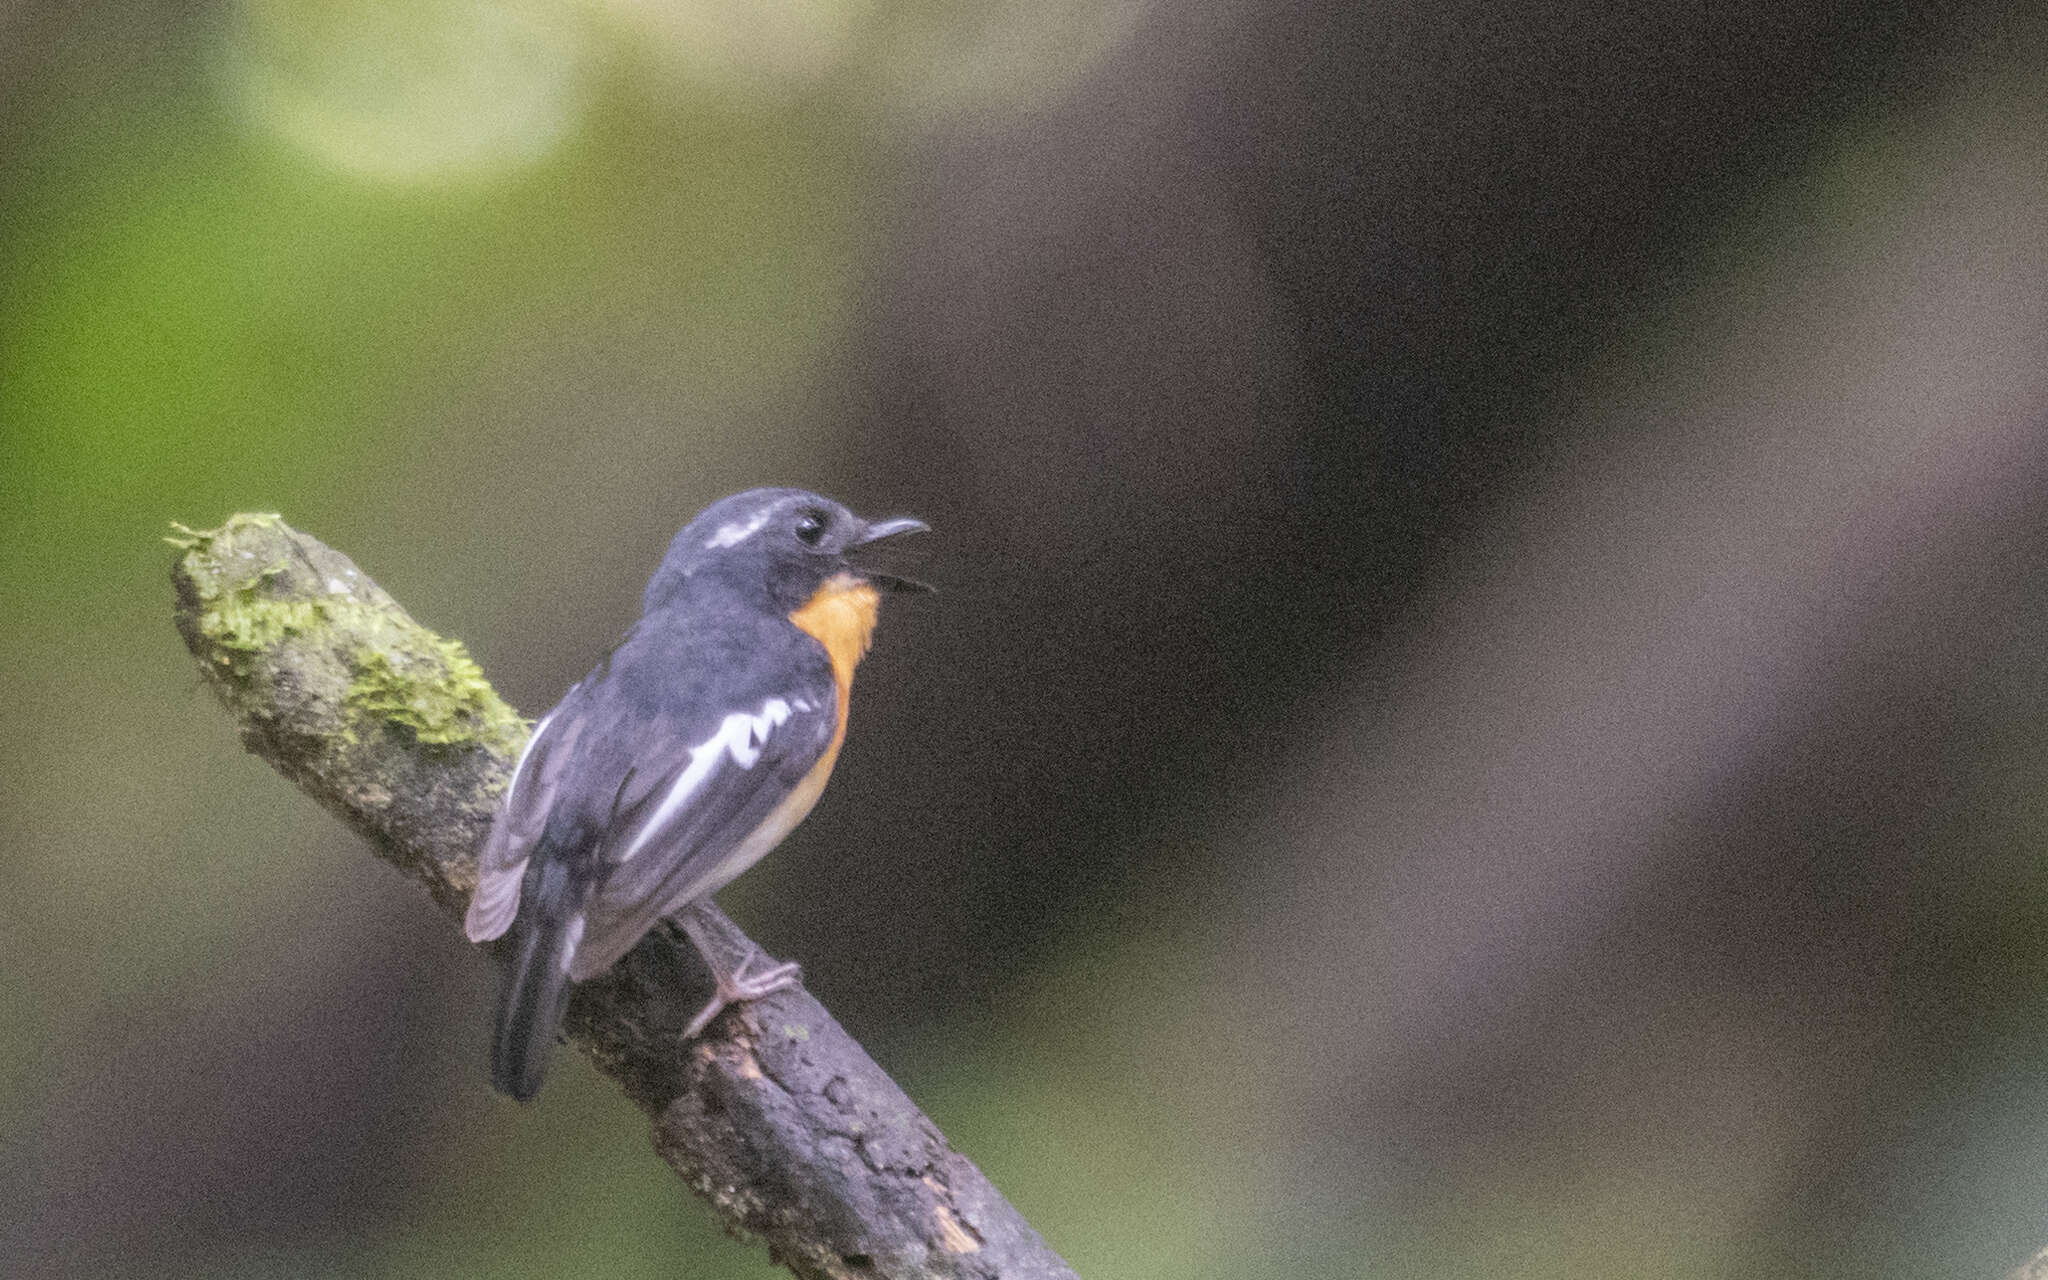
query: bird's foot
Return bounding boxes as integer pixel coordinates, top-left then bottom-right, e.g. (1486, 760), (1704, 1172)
(682, 949), (803, 1039)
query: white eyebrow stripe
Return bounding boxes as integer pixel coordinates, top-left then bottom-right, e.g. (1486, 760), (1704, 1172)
(706, 510), (774, 548)
(615, 697), (794, 863)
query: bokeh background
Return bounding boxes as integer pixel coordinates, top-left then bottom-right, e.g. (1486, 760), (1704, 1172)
(7, 1), (2048, 1276)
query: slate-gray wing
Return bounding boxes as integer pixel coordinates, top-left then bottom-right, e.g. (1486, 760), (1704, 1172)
(567, 683), (839, 979)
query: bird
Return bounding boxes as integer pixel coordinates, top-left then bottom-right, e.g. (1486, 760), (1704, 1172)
(464, 487), (930, 1100)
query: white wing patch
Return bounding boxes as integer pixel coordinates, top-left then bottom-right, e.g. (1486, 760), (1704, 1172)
(706, 510), (773, 548)
(615, 697), (793, 863)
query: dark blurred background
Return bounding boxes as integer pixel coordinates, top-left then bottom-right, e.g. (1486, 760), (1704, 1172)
(6, 0), (2048, 1276)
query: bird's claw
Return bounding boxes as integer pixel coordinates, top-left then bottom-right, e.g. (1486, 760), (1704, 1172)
(682, 951), (803, 1040)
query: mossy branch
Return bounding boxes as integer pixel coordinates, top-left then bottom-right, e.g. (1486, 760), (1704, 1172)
(170, 514), (1077, 1280)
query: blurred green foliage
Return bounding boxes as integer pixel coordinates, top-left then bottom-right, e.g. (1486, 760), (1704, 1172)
(0, 4), (1160, 1275)
(1, 9), (861, 1276)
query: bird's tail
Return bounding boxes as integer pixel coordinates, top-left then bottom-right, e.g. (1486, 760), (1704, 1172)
(491, 862), (583, 1101)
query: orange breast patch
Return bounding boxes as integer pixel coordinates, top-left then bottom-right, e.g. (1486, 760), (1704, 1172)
(788, 573), (881, 743)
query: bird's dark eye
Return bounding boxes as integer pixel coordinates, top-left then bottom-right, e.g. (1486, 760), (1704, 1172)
(794, 509), (828, 546)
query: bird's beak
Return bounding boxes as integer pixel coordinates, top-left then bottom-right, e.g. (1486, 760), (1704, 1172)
(849, 516), (934, 593)
(854, 516), (930, 545)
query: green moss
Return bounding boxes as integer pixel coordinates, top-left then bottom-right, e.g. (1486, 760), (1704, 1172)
(166, 511), (284, 551)
(170, 516), (295, 657)
(172, 513), (527, 755)
(345, 638), (526, 749)
(207, 593), (321, 659)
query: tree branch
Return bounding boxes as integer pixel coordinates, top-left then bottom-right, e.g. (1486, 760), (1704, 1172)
(168, 513), (1078, 1280)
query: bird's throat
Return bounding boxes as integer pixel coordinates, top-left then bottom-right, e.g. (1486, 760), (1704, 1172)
(789, 574), (881, 710)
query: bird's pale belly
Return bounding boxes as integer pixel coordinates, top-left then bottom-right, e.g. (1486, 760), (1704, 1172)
(696, 739), (842, 902)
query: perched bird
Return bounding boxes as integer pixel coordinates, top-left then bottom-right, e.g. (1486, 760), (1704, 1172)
(464, 488), (929, 1100)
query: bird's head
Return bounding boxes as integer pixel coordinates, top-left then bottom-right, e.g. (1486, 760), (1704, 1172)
(645, 488), (931, 615)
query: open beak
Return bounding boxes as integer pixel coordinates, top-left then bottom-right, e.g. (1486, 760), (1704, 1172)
(849, 515), (934, 593)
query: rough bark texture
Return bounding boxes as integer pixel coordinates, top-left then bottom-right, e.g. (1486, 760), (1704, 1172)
(168, 513), (1078, 1280)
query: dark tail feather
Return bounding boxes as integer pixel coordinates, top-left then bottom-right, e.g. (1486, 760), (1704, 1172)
(491, 893), (580, 1101)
